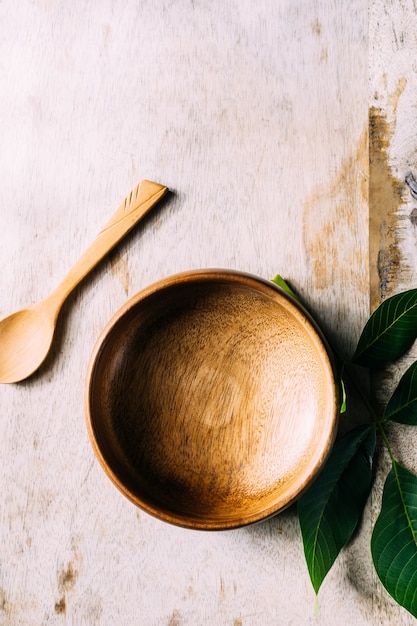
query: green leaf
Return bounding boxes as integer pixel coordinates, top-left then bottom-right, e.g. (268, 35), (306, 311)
(352, 289), (417, 368)
(340, 377), (347, 414)
(384, 361), (417, 425)
(271, 275), (299, 301)
(298, 424), (376, 594)
(371, 463), (417, 618)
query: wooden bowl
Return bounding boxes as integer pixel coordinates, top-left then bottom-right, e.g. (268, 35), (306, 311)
(85, 270), (338, 530)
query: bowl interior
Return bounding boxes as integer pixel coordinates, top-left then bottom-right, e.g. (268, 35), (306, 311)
(86, 272), (337, 529)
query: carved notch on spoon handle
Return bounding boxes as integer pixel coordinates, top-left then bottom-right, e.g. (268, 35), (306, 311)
(45, 180), (168, 314)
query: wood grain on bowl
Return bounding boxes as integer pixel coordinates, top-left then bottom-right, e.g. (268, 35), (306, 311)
(85, 270), (338, 530)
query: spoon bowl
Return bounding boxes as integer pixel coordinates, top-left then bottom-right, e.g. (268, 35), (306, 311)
(0, 307), (55, 384)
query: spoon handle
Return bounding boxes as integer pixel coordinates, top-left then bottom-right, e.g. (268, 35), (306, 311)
(46, 180), (168, 313)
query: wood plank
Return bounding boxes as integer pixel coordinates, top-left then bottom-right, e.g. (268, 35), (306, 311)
(368, 2), (417, 623)
(0, 1), (393, 624)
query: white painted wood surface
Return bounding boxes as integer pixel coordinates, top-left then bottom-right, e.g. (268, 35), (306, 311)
(0, 1), (414, 624)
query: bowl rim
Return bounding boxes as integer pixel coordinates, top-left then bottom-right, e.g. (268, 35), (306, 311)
(85, 268), (339, 530)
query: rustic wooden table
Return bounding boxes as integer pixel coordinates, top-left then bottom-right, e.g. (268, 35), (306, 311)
(0, 1), (416, 624)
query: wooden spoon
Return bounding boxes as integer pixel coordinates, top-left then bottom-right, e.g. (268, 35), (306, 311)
(0, 179), (168, 384)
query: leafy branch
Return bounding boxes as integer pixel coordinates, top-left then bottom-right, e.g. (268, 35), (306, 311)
(273, 276), (417, 619)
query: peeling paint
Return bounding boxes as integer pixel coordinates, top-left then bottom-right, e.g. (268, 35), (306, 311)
(0, 589), (8, 612)
(311, 18), (322, 36)
(405, 171), (417, 200)
(369, 105), (406, 310)
(58, 562), (78, 593)
(303, 125), (368, 292)
(168, 608), (182, 626)
(410, 208), (417, 226)
(219, 576), (226, 601)
(387, 76), (407, 116)
(0, 588), (16, 623)
(54, 597), (66, 614)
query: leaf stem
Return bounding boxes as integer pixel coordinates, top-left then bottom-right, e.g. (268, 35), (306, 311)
(376, 421), (396, 465)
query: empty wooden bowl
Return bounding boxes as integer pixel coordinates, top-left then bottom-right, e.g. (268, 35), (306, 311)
(85, 270), (338, 529)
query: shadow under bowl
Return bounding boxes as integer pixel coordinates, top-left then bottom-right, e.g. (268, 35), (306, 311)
(85, 269), (338, 530)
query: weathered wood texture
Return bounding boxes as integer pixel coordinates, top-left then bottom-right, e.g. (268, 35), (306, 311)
(0, 0), (412, 624)
(368, 4), (417, 624)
